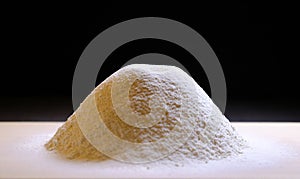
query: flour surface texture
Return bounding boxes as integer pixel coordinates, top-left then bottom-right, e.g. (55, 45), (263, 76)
(46, 64), (246, 164)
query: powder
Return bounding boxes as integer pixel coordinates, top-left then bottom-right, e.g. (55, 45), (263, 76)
(45, 64), (246, 164)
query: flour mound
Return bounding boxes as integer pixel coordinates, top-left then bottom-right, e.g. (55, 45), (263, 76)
(45, 64), (246, 163)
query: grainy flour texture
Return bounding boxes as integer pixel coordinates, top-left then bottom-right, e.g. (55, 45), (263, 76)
(45, 64), (246, 164)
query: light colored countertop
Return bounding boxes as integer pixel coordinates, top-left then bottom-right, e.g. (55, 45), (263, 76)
(0, 122), (300, 178)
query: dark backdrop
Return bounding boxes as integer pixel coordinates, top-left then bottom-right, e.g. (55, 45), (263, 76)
(1, 2), (298, 122)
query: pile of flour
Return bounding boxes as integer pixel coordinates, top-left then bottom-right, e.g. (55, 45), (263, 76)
(46, 64), (246, 165)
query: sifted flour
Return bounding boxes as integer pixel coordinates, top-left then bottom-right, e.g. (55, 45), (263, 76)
(45, 64), (246, 164)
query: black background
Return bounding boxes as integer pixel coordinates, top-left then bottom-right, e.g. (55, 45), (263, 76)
(1, 2), (299, 122)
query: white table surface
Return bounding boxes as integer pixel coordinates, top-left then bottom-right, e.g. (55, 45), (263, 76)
(0, 122), (300, 178)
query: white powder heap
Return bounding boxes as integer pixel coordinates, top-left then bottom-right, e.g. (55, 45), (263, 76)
(46, 64), (246, 164)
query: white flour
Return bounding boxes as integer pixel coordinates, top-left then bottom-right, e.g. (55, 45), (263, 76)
(46, 64), (247, 164)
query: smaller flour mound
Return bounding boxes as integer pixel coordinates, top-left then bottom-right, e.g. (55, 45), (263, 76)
(45, 64), (246, 163)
